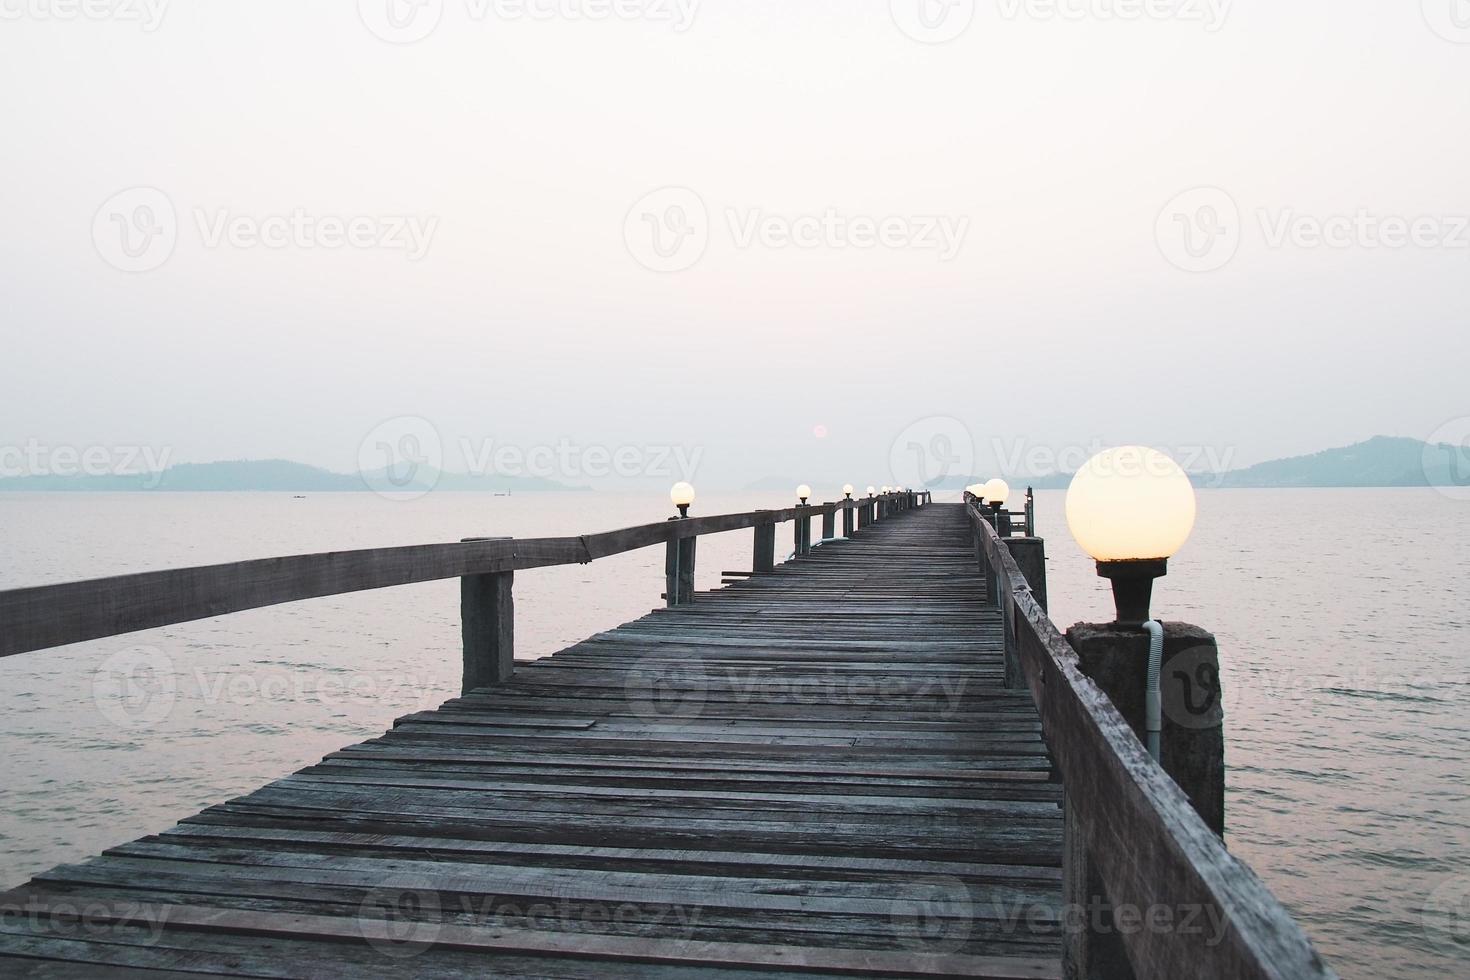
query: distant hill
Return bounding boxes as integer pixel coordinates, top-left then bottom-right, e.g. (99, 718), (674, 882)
(912, 436), (1467, 491)
(0, 459), (587, 492)
(1215, 436), (1465, 488)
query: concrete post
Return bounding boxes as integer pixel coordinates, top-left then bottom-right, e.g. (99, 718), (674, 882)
(1064, 623), (1225, 835)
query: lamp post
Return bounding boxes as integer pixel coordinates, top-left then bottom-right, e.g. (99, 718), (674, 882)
(1058, 447), (1221, 979)
(665, 483), (697, 607)
(795, 484), (813, 555)
(1060, 446), (1222, 842)
(843, 484), (854, 500)
(841, 484), (856, 536)
(670, 481), (696, 519)
(983, 478), (1012, 536)
(1065, 447), (1195, 627)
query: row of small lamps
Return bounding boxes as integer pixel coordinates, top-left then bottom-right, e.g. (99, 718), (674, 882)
(964, 478), (1012, 509)
(668, 482), (914, 518)
(667, 446), (1198, 627)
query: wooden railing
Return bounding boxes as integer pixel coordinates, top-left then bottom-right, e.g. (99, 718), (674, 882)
(965, 498), (1335, 980)
(0, 492), (929, 680)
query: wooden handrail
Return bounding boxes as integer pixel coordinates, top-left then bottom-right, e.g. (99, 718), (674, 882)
(966, 500), (1334, 980)
(0, 495), (916, 660)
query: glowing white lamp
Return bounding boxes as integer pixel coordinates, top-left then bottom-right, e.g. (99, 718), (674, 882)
(797, 484), (812, 505)
(842, 484), (855, 499)
(670, 481), (696, 518)
(867, 486), (877, 497)
(982, 479), (1011, 509)
(1065, 446), (1197, 625)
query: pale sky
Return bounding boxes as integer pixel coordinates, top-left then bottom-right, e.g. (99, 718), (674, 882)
(3, 1), (1468, 488)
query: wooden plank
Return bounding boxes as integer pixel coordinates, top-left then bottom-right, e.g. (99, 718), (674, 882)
(1, 896), (1063, 978)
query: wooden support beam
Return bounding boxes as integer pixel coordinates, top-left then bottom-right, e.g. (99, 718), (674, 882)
(678, 534), (697, 603)
(793, 507), (812, 556)
(821, 508), (835, 541)
(664, 536), (680, 607)
(752, 519), (776, 573)
(461, 538), (514, 695)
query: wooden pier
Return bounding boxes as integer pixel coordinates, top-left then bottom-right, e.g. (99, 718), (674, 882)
(0, 494), (1334, 978)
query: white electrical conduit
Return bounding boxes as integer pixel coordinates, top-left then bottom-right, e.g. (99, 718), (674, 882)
(1143, 620), (1164, 762)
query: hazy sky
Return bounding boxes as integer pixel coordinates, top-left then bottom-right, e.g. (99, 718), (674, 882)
(4, 1), (1468, 489)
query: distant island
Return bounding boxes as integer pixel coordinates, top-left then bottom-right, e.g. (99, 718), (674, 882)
(0, 459), (588, 493)
(1212, 436), (1466, 489)
(928, 436), (1469, 491)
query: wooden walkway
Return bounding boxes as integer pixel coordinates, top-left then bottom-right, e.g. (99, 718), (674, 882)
(0, 504), (1065, 978)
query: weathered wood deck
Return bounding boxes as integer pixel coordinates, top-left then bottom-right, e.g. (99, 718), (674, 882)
(0, 504), (1066, 978)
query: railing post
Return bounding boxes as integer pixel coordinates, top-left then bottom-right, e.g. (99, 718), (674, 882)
(665, 522), (697, 606)
(842, 502), (855, 537)
(821, 506), (835, 542)
(461, 537), (514, 696)
(1024, 486), (1036, 536)
(1065, 623), (1226, 836)
(678, 533), (697, 602)
(1063, 796), (1136, 980)
(665, 536), (680, 607)
(753, 516), (776, 573)
(798, 507), (812, 555)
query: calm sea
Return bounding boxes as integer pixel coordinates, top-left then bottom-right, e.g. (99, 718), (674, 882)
(1, 489), (1466, 978)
